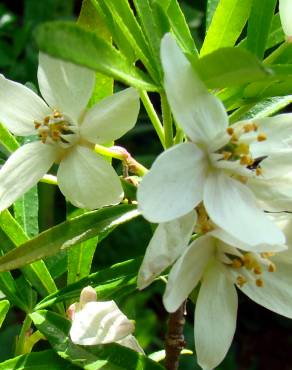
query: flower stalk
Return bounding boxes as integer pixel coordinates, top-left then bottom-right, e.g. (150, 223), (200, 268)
(161, 92), (174, 149)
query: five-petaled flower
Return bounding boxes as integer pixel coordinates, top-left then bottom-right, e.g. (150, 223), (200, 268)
(0, 53), (140, 211)
(137, 33), (292, 248)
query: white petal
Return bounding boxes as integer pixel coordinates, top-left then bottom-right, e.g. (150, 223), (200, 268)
(69, 301), (135, 345)
(80, 88), (140, 144)
(160, 33), (228, 147)
(195, 261), (238, 370)
(0, 75), (50, 136)
(38, 53), (95, 122)
(163, 234), (214, 313)
(235, 258), (292, 318)
(259, 149), (292, 179)
(279, 0), (292, 37)
(117, 335), (145, 354)
(57, 145), (123, 209)
(204, 171), (285, 246)
(248, 176), (292, 212)
(137, 210), (197, 289)
(0, 142), (56, 212)
(138, 142), (207, 222)
(235, 114), (292, 158)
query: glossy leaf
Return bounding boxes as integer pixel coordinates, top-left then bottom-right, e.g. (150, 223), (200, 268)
(0, 123), (19, 154)
(206, 0), (220, 29)
(36, 258), (141, 310)
(30, 310), (164, 370)
(241, 96), (292, 120)
(0, 300), (9, 328)
(0, 350), (79, 370)
(0, 205), (139, 272)
(200, 0), (252, 56)
(246, 0), (277, 59)
(35, 21), (158, 91)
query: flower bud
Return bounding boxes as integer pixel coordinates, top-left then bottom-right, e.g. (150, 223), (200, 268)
(279, 0), (292, 41)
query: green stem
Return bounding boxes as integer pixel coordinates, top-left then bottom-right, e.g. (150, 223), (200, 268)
(15, 315), (32, 356)
(140, 90), (165, 148)
(161, 93), (173, 148)
(264, 41), (290, 65)
(40, 174), (57, 185)
(95, 144), (148, 177)
(23, 331), (46, 354)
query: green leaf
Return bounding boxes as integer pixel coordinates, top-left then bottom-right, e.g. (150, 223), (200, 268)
(206, 0), (220, 30)
(0, 269), (29, 311)
(30, 310), (164, 370)
(0, 205), (139, 272)
(0, 350), (79, 369)
(245, 0), (277, 59)
(0, 300), (9, 328)
(0, 211), (61, 308)
(13, 186), (39, 238)
(36, 258), (141, 310)
(35, 21), (158, 91)
(200, 0), (253, 56)
(0, 123), (19, 154)
(192, 48), (270, 88)
(241, 96), (292, 120)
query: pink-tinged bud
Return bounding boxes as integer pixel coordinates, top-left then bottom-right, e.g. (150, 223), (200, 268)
(279, 0), (292, 41)
(67, 303), (77, 320)
(79, 286), (97, 304)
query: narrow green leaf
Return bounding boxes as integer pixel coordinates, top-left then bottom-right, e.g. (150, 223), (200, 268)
(200, 0), (252, 56)
(14, 186), (39, 238)
(241, 96), (292, 120)
(35, 21), (158, 91)
(0, 300), (9, 328)
(246, 0), (277, 59)
(0, 205), (139, 272)
(30, 310), (164, 370)
(206, 0), (220, 30)
(0, 350), (79, 370)
(0, 123), (19, 154)
(36, 258), (141, 310)
(193, 48), (270, 88)
(0, 270), (29, 311)
(0, 211), (61, 306)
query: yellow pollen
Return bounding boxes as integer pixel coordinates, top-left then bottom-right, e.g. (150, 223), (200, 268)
(257, 133), (267, 142)
(261, 252), (275, 258)
(243, 123), (255, 133)
(53, 110), (62, 118)
(253, 266), (262, 275)
(252, 123), (259, 131)
(256, 167), (263, 176)
(34, 121), (41, 129)
(240, 155), (254, 166)
(232, 259), (243, 268)
(268, 263), (276, 273)
(256, 278), (264, 287)
(243, 254), (254, 270)
(44, 116), (50, 125)
(234, 142), (250, 156)
(222, 151), (232, 160)
(231, 133), (238, 142)
(226, 127), (234, 135)
(237, 276), (247, 287)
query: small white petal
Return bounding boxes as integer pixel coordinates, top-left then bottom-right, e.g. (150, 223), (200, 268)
(0, 142), (56, 212)
(57, 145), (123, 209)
(0, 75), (50, 136)
(161, 33), (228, 147)
(259, 149), (292, 179)
(137, 210), (197, 289)
(81, 88), (140, 144)
(38, 53), (95, 122)
(138, 142), (207, 223)
(163, 235), (214, 313)
(70, 301), (135, 345)
(195, 261), (238, 370)
(234, 258), (292, 318)
(117, 335), (145, 354)
(279, 0), (292, 37)
(204, 171), (285, 246)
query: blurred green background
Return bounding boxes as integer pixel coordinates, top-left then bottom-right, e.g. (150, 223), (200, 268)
(0, 1), (292, 369)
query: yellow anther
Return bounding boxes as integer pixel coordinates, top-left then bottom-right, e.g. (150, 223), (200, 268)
(226, 127), (234, 136)
(234, 142), (250, 156)
(44, 116), (50, 125)
(237, 275), (247, 287)
(223, 151), (232, 160)
(261, 252), (275, 258)
(256, 278), (264, 287)
(257, 133), (267, 142)
(53, 110), (62, 118)
(253, 266), (262, 275)
(243, 123), (255, 133)
(243, 254), (254, 270)
(252, 123), (258, 131)
(240, 155), (254, 166)
(268, 263), (276, 272)
(232, 259), (243, 268)
(231, 133), (238, 142)
(256, 167), (263, 176)
(34, 121), (41, 129)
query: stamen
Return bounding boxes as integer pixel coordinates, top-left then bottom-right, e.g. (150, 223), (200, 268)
(261, 252), (275, 258)
(237, 275), (247, 287)
(268, 263), (276, 272)
(34, 120), (41, 129)
(253, 266), (262, 275)
(243, 123), (255, 133)
(226, 127), (234, 135)
(257, 133), (267, 142)
(234, 143), (250, 156)
(252, 123), (258, 131)
(223, 151), (232, 160)
(231, 133), (238, 142)
(256, 278), (264, 287)
(232, 258), (243, 268)
(240, 155), (254, 166)
(256, 167), (263, 176)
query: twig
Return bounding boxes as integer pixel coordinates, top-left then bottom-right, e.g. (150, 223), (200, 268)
(164, 302), (186, 370)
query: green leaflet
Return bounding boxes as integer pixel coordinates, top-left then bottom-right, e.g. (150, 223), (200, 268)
(0, 300), (9, 328)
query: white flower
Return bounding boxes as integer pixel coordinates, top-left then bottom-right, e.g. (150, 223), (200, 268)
(0, 53), (140, 211)
(69, 286), (143, 353)
(137, 33), (292, 247)
(279, 0), (292, 40)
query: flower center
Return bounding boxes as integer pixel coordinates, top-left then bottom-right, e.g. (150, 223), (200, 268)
(229, 251), (276, 288)
(34, 110), (78, 148)
(217, 123), (268, 176)
(195, 203), (215, 234)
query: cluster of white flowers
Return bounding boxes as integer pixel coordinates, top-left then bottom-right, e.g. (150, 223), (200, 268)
(137, 34), (292, 369)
